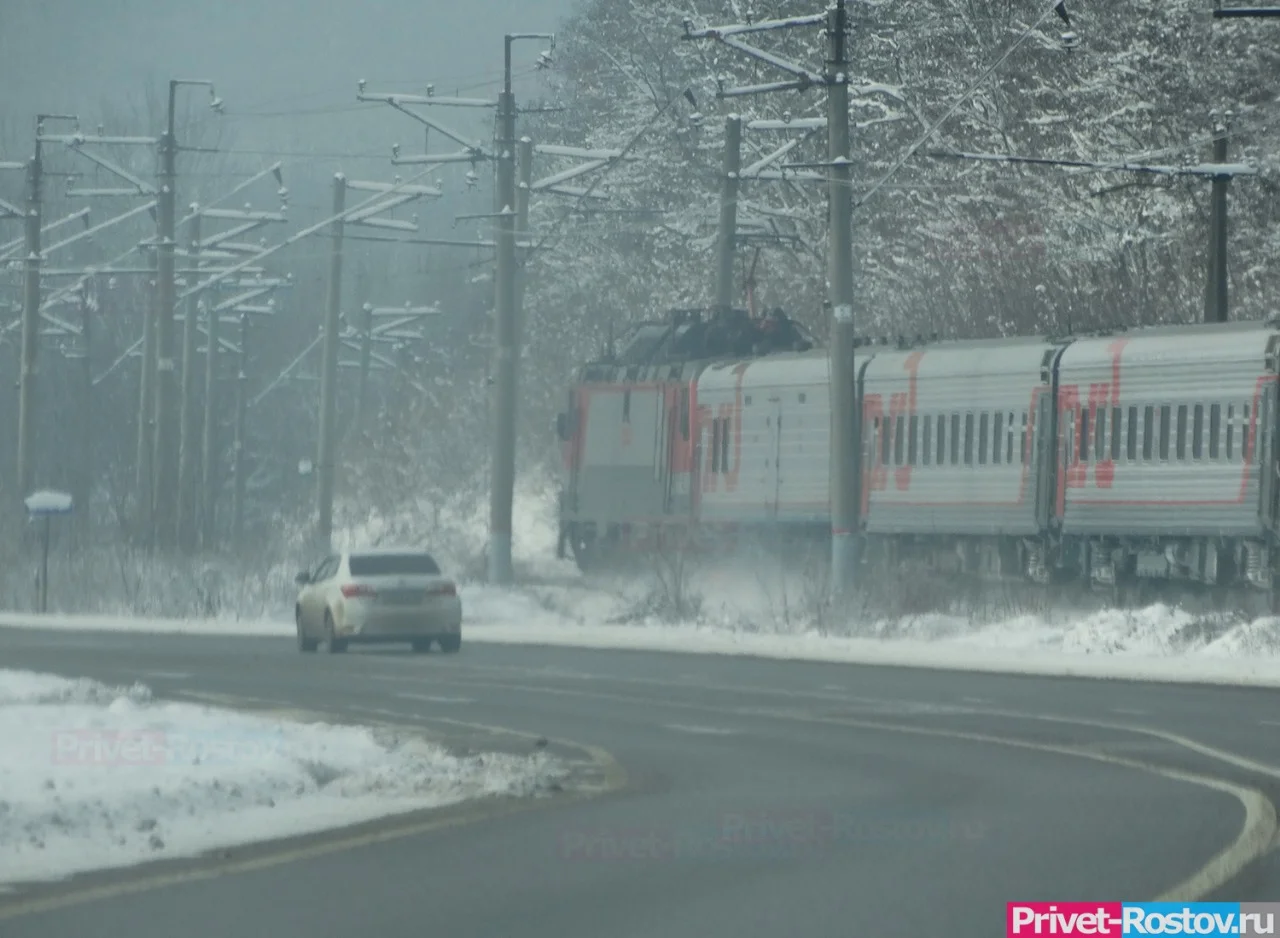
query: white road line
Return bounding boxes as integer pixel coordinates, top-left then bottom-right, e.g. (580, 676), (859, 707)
(396, 692), (476, 705)
(664, 724), (739, 736)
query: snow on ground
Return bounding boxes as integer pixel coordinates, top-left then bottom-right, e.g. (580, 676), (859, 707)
(4, 478), (1280, 687)
(0, 669), (566, 886)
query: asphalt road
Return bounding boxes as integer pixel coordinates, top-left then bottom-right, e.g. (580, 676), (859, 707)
(0, 626), (1279, 938)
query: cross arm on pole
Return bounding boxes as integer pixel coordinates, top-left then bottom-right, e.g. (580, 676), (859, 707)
(681, 12), (827, 40)
(60, 143), (158, 194)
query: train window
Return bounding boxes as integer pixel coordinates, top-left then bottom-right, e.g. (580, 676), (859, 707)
(1159, 405), (1171, 461)
(1129, 407), (1140, 461)
(1175, 405), (1187, 461)
(798, 392), (806, 403)
(894, 415), (905, 466)
(720, 415), (731, 470)
(1020, 412), (1028, 464)
(881, 414), (891, 466)
(680, 389), (690, 440)
(745, 395), (752, 406)
(964, 413), (975, 466)
(1063, 409), (1075, 467)
(623, 390), (631, 423)
(1079, 408), (1090, 464)
(1244, 402), (1253, 461)
(937, 415), (946, 466)
(1111, 407), (1122, 461)
(1192, 405), (1204, 460)
(908, 416), (919, 466)
(1209, 404), (1221, 459)
(871, 417), (882, 465)
(711, 419), (721, 472)
(1227, 405), (1235, 461)
(993, 412), (1004, 465)
(951, 414), (961, 465)
(923, 415), (933, 466)
(978, 413), (989, 465)
(1006, 412), (1015, 464)
(1095, 408), (1107, 464)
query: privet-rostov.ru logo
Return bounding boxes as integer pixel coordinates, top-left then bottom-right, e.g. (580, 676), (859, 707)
(1007, 903), (1279, 937)
(51, 729), (292, 766)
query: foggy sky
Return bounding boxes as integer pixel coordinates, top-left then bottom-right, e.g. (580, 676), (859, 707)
(0, 0), (578, 153)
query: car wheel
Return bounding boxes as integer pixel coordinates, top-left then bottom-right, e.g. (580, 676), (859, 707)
(325, 612), (348, 654)
(411, 639), (433, 653)
(296, 608), (318, 653)
(439, 634), (461, 654)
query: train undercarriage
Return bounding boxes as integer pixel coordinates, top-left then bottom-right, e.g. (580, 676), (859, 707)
(559, 518), (1280, 619)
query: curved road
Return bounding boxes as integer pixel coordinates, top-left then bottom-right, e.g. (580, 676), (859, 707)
(0, 626), (1278, 937)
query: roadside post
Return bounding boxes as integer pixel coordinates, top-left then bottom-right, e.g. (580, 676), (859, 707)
(24, 490), (73, 613)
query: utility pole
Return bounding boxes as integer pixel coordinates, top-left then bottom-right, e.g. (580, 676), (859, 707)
(16, 132), (43, 500)
(715, 115), (743, 312)
(199, 276), (220, 550)
(489, 33), (552, 586)
(490, 43), (520, 586)
(356, 302), (374, 424)
(826, 0), (858, 599)
(177, 209), (202, 549)
(316, 173), (347, 550)
(136, 261), (158, 539)
(1205, 118), (1230, 324)
(232, 312), (249, 546)
(154, 79), (219, 550)
(515, 136), (534, 324)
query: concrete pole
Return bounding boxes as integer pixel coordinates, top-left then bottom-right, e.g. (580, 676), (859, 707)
(135, 260), (158, 542)
(1204, 123), (1230, 324)
(356, 302), (373, 425)
(515, 136), (534, 328)
(151, 85), (180, 548)
(176, 210), (201, 550)
(715, 115), (743, 313)
(316, 173), (347, 549)
(826, 0), (858, 598)
(78, 277), (94, 537)
(199, 270), (220, 549)
(16, 144), (43, 500)
(231, 313), (249, 546)
(489, 37), (519, 586)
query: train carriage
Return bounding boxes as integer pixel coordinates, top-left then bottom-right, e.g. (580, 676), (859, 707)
(694, 350), (831, 530)
(1054, 320), (1280, 591)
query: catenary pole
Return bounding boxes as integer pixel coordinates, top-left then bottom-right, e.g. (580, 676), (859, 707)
(826, 0), (858, 599)
(489, 36), (520, 585)
(316, 173), (347, 549)
(16, 135), (44, 500)
(716, 115), (743, 312)
(177, 210), (202, 548)
(1205, 120), (1230, 323)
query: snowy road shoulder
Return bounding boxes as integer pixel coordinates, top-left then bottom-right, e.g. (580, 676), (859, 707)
(0, 670), (568, 887)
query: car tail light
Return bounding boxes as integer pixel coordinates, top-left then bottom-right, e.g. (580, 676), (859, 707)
(341, 584), (377, 599)
(430, 583), (456, 597)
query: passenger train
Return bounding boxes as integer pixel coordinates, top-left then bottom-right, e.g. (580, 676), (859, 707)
(553, 308), (1280, 608)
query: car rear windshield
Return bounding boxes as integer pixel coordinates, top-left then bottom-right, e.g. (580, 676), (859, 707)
(348, 553), (441, 576)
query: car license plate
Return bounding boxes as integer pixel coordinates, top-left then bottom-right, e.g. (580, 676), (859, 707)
(379, 589), (425, 606)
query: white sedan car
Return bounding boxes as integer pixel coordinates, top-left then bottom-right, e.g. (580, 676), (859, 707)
(294, 549), (462, 654)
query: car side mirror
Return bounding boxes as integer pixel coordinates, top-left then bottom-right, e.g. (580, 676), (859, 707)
(295, 571), (311, 585)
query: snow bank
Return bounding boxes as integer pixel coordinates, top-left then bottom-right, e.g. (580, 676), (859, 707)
(0, 670), (566, 886)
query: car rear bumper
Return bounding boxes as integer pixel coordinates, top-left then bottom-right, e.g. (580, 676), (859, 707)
(336, 597), (462, 639)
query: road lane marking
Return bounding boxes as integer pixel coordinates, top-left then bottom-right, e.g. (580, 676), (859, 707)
(407, 673), (1276, 901)
(396, 692), (476, 705)
(664, 724), (739, 736)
